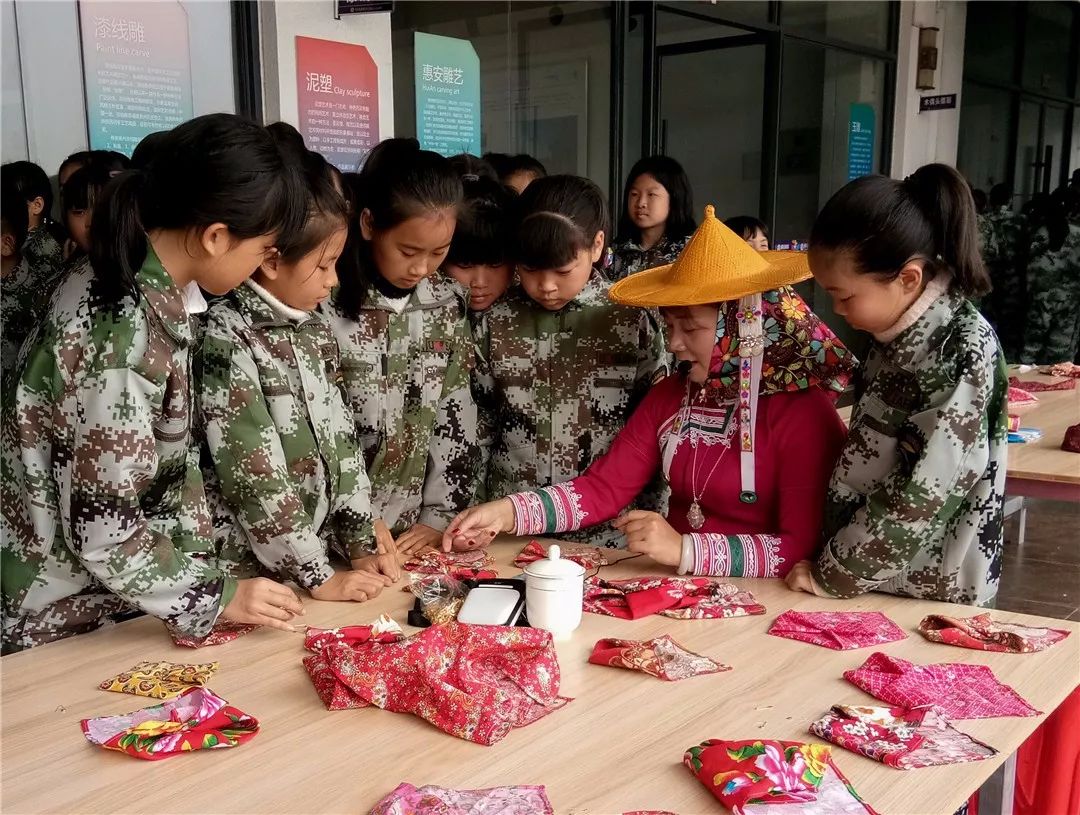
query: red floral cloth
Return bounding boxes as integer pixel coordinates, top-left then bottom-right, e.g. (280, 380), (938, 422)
(917, 613), (1070, 653)
(303, 615), (403, 650)
(514, 540), (610, 571)
(171, 621), (258, 648)
(808, 704), (996, 769)
(588, 635), (729, 681)
(404, 549), (496, 574)
(368, 783), (554, 814)
(583, 575), (765, 620)
(1062, 424), (1080, 454)
(1049, 362), (1080, 378)
(844, 652), (1040, 719)
(767, 610), (906, 650)
(303, 622), (570, 745)
(683, 739), (876, 814)
(1008, 376), (1076, 392)
(1007, 386), (1039, 407)
(80, 687), (259, 760)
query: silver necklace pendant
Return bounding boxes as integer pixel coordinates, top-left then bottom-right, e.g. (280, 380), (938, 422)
(687, 501), (705, 530)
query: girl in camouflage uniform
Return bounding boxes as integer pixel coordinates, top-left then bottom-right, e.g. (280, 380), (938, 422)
(326, 139), (481, 555)
(198, 133), (398, 606)
(787, 163), (1008, 607)
(1, 114), (309, 651)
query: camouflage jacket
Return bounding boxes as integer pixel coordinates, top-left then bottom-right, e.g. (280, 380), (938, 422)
(1, 227), (65, 391)
(324, 277), (482, 535)
(0, 245), (233, 651)
(977, 207), (1027, 360)
(197, 281), (375, 590)
(474, 273), (668, 545)
(608, 235), (689, 281)
(813, 290), (1008, 606)
(1020, 223), (1080, 365)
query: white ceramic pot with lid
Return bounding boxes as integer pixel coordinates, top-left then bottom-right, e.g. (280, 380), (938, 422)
(522, 544), (585, 639)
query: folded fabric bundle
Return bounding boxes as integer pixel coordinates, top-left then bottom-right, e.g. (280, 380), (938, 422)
(303, 614), (404, 651)
(369, 783), (554, 815)
(1063, 423), (1080, 454)
(918, 612), (1070, 654)
(683, 739), (876, 814)
(808, 704), (996, 769)
(1049, 362), (1080, 378)
(171, 620), (259, 648)
(404, 549), (496, 574)
(767, 610), (906, 651)
(80, 687), (259, 760)
(584, 576), (765, 620)
(844, 652), (1040, 719)
(99, 660), (219, 699)
(589, 635), (729, 681)
(514, 540), (610, 571)
(1007, 385), (1039, 407)
(304, 621), (570, 745)
(1008, 375), (1076, 392)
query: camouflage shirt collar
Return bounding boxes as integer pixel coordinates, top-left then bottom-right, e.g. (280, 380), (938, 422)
(566, 270), (610, 310)
(879, 287), (963, 371)
(138, 240), (193, 347)
(362, 275), (457, 312)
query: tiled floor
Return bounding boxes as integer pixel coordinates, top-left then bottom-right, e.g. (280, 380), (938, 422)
(997, 498), (1080, 621)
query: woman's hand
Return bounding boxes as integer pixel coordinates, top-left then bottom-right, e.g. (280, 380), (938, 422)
(395, 523), (443, 555)
(310, 570), (392, 603)
(442, 499), (515, 552)
(612, 511), (682, 567)
(221, 577), (305, 632)
(784, 560), (827, 596)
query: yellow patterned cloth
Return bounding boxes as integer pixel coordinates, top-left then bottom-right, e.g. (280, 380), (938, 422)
(99, 661), (219, 699)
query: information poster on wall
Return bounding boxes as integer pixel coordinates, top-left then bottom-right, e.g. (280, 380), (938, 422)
(414, 32), (480, 157)
(296, 36), (379, 172)
(847, 103), (876, 181)
(79, 0), (193, 155)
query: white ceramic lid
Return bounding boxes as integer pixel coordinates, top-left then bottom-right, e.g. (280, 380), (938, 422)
(522, 544), (585, 579)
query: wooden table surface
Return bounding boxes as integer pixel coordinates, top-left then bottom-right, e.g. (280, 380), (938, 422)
(1006, 371), (1080, 494)
(2, 540), (1078, 815)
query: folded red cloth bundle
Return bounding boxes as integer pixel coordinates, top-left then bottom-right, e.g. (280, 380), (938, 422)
(808, 704), (996, 769)
(171, 620), (258, 648)
(1049, 362), (1080, 378)
(917, 612), (1070, 653)
(583, 575), (765, 620)
(1063, 423), (1080, 453)
(588, 635), (729, 681)
(768, 610), (906, 650)
(369, 783), (554, 814)
(1007, 386), (1039, 407)
(514, 540), (610, 570)
(80, 687), (259, 760)
(304, 621), (569, 745)
(683, 739), (876, 814)
(404, 548), (496, 575)
(1008, 375), (1076, 392)
(844, 652), (1040, 719)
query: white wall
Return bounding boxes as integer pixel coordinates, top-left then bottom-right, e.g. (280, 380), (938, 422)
(891, 0), (967, 178)
(260, 1), (394, 142)
(2, 0), (28, 162)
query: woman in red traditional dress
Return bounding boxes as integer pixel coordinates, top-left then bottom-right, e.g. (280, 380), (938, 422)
(443, 206), (855, 578)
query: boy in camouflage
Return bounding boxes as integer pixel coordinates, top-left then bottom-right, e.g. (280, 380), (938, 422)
(474, 176), (668, 548)
(1, 115), (309, 651)
(327, 139), (481, 554)
(198, 139), (398, 603)
(788, 163), (1008, 607)
(1020, 191), (1080, 365)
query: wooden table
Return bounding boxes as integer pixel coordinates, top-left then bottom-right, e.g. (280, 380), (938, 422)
(1006, 371), (1080, 502)
(3, 541), (1078, 815)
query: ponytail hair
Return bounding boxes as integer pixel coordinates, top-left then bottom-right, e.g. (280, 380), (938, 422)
(90, 113), (308, 302)
(512, 174), (608, 270)
(810, 163), (990, 298)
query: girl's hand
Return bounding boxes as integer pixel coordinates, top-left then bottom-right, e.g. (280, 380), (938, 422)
(221, 577), (305, 632)
(351, 519), (403, 582)
(612, 511), (682, 567)
(395, 523), (443, 555)
(784, 560), (827, 596)
(442, 499), (514, 552)
(310, 570), (391, 603)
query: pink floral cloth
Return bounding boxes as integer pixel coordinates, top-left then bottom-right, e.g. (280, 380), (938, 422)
(917, 613), (1070, 653)
(844, 652), (1040, 719)
(368, 783), (554, 814)
(583, 576), (765, 620)
(808, 705), (997, 769)
(768, 610), (906, 650)
(171, 621), (258, 648)
(588, 635), (729, 681)
(1009, 375), (1076, 392)
(404, 549), (496, 574)
(514, 540), (610, 571)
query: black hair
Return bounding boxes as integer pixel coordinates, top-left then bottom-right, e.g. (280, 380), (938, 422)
(59, 151), (92, 182)
(61, 157), (117, 215)
(502, 154), (547, 184)
(89, 113), (308, 302)
(989, 183), (1012, 210)
(1, 185), (30, 250)
(723, 215), (769, 245)
(512, 174), (607, 270)
(616, 155), (695, 245)
(449, 153), (497, 182)
(92, 150), (131, 175)
(481, 152), (512, 179)
(265, 121), (308, 155)
(1, 160), (53, 221)
(446, 176), (515, 267)
(810, 163), (990, 298)
(336, 137), (462, 319)
(1025, 192), (1070, 253)
(130, 130), (171, 170)
(971, 188), (988, 214)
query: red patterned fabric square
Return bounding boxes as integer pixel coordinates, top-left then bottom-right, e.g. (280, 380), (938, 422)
(583, 576), (765, 620)
(589, 635), (729, 681)
(768, 610), (906, 650)
(917, 613), (1070, 653)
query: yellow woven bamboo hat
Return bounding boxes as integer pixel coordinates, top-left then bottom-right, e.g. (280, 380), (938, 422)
(608, 204), (812, 307)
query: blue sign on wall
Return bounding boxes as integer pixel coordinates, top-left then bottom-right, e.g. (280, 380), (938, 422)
(847, 103), (875, 181)
(414, 32), (481, 157)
